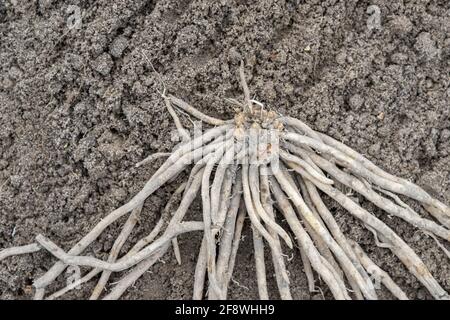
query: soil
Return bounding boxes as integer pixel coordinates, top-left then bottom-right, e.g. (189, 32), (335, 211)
(0, 0), (449, 300)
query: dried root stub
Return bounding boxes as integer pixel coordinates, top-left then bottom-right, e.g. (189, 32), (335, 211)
(1, 63), (450, 300)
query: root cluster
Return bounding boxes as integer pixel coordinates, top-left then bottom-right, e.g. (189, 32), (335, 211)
(1, 63), (449, 300)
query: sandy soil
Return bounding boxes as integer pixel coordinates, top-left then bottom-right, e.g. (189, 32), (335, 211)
(0, 0), (449, 300)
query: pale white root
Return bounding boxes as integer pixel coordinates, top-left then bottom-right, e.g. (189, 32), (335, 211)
(286, 160), (449, 300)
(0, 243), (41, 262)
(283, 131), (450, 228)
(268, 175), (350, 300)
(242, 163), (290, 285)
(316, 131), (450, 227)
(302, 178), (375, 299)
(349, 240), (409, 300)
(103, 246), (167, 300)
(260, 167), (292, 300)
(46, 210), (167, 300)
(295, 146), (450, 241)
(35, 221), (204, 271)
(167, 95), (233, 126)
(201, 140), (236, 297)
(252, 223), (269, 299)
(31, 125), (231, 295)
(239, 60), (252, 113)
(273, 162), (377, 300)
(135, 152), (170, 168)
(90, 203), (144, 300)
(89, 182), (186, 300)
(283, 170), (344, 283)
(297, 244), (316, 293)
(213, 173), (242, 299)
(249, 160), (270, 300)
(164, 97), (190, 143)
(222, 203), (246, 298)
(296, 175), (365, 300)
(193, 238), (207, 300)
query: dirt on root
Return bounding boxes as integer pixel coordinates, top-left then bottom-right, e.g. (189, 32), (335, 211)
(0, 0), (449, 300)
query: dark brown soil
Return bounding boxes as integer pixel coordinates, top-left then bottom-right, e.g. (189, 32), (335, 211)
(0, 0), (449, 300)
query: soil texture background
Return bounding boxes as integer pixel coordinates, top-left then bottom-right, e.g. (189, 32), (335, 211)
(0, 0), (449, 300)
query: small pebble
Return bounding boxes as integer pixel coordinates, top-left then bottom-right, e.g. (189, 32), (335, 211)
(368, 142), (381, 156)
(10, 175), (23, 188)
(415, 32), (440, 61)
(110, 36), (128, 58)
(73, 102), (87, 115)
(92, 53), (114, 76)
(390, 52), (408, 65)
(389, 16), (413, 36)
(349, 94), (364, 110)
(336, 51), (347, 65)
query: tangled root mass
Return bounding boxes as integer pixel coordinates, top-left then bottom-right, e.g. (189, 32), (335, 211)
(1, 64), (449, 300)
